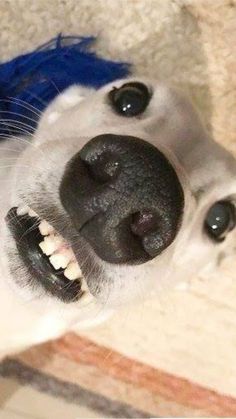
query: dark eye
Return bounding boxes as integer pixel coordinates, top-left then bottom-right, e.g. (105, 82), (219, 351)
(108, 82), (151, 117)
(204, 201), (236, 242)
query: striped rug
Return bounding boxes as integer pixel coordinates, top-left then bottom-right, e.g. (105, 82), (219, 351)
(1, 333), (236, 418)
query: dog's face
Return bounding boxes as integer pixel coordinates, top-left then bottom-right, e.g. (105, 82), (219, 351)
(1, 77), (236, 346)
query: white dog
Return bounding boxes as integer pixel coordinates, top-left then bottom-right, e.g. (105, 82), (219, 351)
(1, 77), (236, 359)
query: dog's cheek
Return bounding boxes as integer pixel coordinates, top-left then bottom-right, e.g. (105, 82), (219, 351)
(35, 86), (94, 144)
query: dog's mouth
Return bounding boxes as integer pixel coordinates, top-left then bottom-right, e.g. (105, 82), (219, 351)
(5, 206), (90, 303)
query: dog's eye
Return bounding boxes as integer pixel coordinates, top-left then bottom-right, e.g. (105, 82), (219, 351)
(204, 201), (236, 242)
(108, 82), (151, 117)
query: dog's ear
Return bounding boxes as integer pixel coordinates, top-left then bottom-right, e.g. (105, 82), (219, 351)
(36, 85), (95, 135)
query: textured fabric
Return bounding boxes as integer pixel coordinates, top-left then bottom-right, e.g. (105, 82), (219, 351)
(0, 35), (129, 136)
(0, 359), (149, 418)
(1, 334), (236, 417)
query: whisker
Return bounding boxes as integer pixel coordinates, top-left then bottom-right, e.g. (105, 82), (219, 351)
(0, 134), (45, 155)
(0, 128), (33, 141)
(0, 133), (35, 143)
(0, 165), (32, 169)
(7, 211), (40, 243)
(0, 140), (38, 157)
(19, 219), (41, 241)
(0, 110), (38, 125)
(0, 146), (25, 152)
(7, 96), (42, 117)
(7, 209), (25, 231)
(0, 126), (43, 150)
(0, 97), (42, 118)
(0, 158), (23, 162)
(47, 77), (60, 94)
(0, 120), (35, 136)
(23, 89), (49, 108)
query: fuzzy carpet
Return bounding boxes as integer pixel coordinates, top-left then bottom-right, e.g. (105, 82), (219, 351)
(0, 1), (236, 417)
(1, 0), (235, 148)
(2, 333), (236, 417)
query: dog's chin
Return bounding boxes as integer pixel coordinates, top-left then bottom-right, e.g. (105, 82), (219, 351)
(5, 205), (96, 304)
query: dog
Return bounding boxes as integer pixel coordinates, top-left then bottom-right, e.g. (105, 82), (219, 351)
(0, 77), (236, 359)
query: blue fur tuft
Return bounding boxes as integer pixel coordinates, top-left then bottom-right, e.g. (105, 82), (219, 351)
(0, 35), (130, 137)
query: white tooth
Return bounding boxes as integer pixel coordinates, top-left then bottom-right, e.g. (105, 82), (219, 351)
(39, 220), (54, 236)
(49, 254), (63, 270)
(39, 235), (63, 256)
(49, 255), (61, 270)
(64, 262), (82, 280)
(81, 277), (89, 292)
(17, 205), (30, 216)
(28, 208), (38, 217)
(49, 250), (73, 270)
(39, 240), (53, 256)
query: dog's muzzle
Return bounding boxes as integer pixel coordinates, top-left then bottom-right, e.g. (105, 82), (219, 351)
(60, 134), (184, 264)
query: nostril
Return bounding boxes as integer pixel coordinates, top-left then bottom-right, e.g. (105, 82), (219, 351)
(83, 152), (120, 183)
(143, 232), (166, 257)
(131, 210), (160, 237)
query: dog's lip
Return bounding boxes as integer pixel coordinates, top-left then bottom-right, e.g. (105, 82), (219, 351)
(5, 206), (93, 303)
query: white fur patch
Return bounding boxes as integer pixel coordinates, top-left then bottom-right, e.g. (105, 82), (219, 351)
(57, 89), (85, 107)
(47, 111), (60, 124)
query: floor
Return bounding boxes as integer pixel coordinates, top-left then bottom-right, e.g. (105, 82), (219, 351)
(0, 377), (100, 419)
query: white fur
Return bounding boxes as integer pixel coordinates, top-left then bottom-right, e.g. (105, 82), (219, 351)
(1, 77), (236, 359)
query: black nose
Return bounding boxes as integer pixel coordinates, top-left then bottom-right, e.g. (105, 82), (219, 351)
(60, 134), (184, 264)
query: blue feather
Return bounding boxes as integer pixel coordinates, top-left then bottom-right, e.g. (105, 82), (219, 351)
(0, 35), (130, 137)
